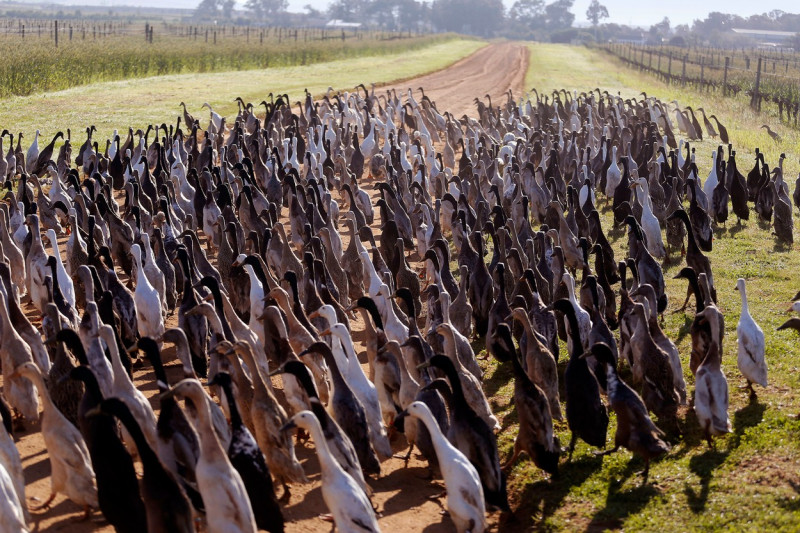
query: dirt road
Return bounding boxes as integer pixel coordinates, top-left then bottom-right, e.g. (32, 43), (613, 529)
(384, 41), (528, 118)
(9, 42), (528, 533)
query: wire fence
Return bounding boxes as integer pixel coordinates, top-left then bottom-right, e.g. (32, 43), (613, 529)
(0, 17), (424, 44)
(596, 42), (800, 127)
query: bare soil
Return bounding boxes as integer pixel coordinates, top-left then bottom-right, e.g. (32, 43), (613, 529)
(7, 42), (528, 532)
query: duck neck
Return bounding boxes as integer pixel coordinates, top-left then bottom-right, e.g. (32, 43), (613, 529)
(739, 285), (749, 315)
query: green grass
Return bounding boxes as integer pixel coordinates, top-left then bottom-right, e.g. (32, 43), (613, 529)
(0, 27), (460, 98)
(0, 38), (484, 141)
(479, 42), (800, 532)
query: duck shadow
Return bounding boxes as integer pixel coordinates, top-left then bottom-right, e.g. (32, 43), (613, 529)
(726, 222), (746, 237)
(22, 454), (50, 485)
(684, 448), (727, 513)
(682, 398), (765, 513)
(772, 240), (793, 253)
(282, 483), (329, 523)
(377, 467), (449, 518)
(673, 314), (694, 346)
(584, 458), (660, 531)
(514, 453), (604, 528)
(420, 512), (455, 533)
(728, 397), (766, 450)
(483, 359), (512, 400)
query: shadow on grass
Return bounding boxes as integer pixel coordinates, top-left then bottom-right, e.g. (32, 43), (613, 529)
(684, 448), (727, 513)
(672, 313), (694, 346)
(682, 397), (765, 513)
(726, 221), (746, 237)
(512, 453), (605, 529)
(585, 457), (660, 532)
(728, 397), (766, 450)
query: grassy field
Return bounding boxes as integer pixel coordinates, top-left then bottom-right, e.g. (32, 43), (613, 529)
(0, 38), (484, 140)
(483, 43), (800, 531)
(0, 25), (459, 98)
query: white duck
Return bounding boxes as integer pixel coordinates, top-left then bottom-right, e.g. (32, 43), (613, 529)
(735, 278), (768, 397)
(0, 462), (28, 533)
(604, 145), (621, 198)
(402, 402), (486, 533)
(161, 379), (256, 533)
(636, 179), (666, 259)
(130, 244), (164, 342)
(563, 272), (592, 353)
(283, 411), (380, 533)
(138, 232), (167, 318)
(25, 129), (40, 174)
(100, 325), (158, 450)
(11, 202), (27, 249)
(201, 102), (224, 133)
(694, 308), (732, 447)
(324, 323), (393, 459)
(14, 362), (98, 517)
(24, 214), (50, 313)
(0, 412), (28, 524)
(44, 228), (76, 308)
(0, 295), (40, 423)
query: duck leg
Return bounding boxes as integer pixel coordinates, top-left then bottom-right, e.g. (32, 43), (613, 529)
(393, 443), (414, 463)
(676, 285), (693, 313)
(593, 444), (619, 457)
(278, 482), (292, 504)
(11, 409), (26, 432)
(78, 505), (92, 521)
(32, 491), (56, 511)
(566, 433), (577, 461)
(502, 439), (522, 471)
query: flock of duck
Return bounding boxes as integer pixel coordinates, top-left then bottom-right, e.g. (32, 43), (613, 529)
(0, 84), (796, 533)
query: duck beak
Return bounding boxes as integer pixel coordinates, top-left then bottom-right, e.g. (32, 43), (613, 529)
(280, 420), (297, 433)
(268, 367), (285, 377)
(159, 388), (178, 402)
(84, 405), (102, 418)
(307, 310), (320, 320)
(43, 336), (58, 346)
(319, 329), (332, 337)
(417, 361), (431, 371)
(126, 345), (139, 354)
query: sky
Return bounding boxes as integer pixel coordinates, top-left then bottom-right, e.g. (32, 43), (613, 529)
(32, 0), (800, 28)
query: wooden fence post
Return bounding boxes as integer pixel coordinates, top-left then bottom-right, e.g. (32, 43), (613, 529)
(681, 54), (687, 86)
(751, 56), (762, 111)
(723, 56), (729, 96)
(700, 56), (705, 90)
(54, 19), (58, 47)
(667, 52), (672, 84)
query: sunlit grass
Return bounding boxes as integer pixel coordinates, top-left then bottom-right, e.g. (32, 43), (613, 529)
(0, 38), (485, 140)
(482, 42), (800, 532)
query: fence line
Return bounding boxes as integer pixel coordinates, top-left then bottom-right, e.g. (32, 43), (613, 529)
(596, 43), (800, 127)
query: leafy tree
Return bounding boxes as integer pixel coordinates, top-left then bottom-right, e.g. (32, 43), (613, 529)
(195, 0), (222, 20)
(585, 0), (608, 28)
(509, 0), (545, 26)
(304, 3), (323, 17)
(648, 16), (669, 43)
(544, 0), (574, 30)
(246, 0), (288, 19)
